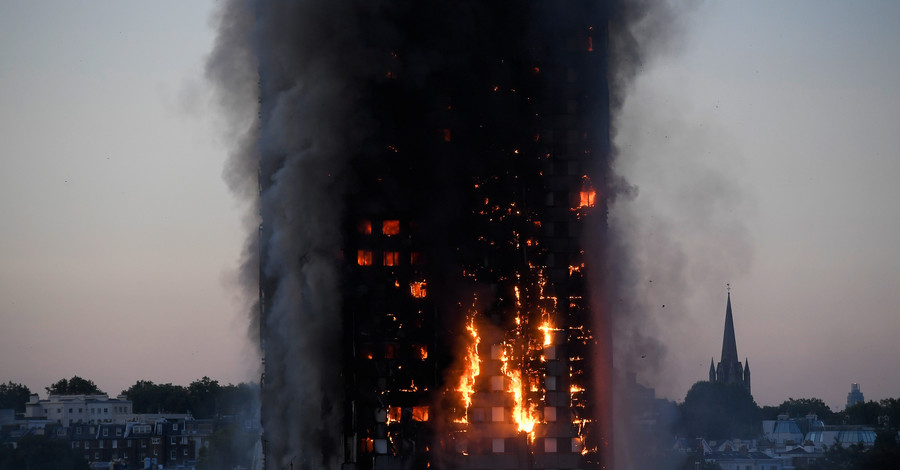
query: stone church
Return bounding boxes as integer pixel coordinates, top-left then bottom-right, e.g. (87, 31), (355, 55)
(709, 291), (751, 394)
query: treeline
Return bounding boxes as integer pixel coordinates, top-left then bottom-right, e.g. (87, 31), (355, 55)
(676, 381), (900, 440)
(0, 376), (258, 419)
(123, 377), (258, 419)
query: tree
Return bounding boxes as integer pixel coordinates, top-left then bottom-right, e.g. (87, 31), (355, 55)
(765, 397), (837, 424)
(218, 382), (260, 416)
(120, 380), (189, 413)
(677, 381), (760, 440)
(45, 376), (102, 396)
(845, 401), (883, 426)
(188, 376), (222, 419)
(0, 382), (31, 412)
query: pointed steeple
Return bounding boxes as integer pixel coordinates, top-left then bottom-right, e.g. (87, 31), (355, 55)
(709, 358), (716, 382)
(720, 291), (739, 365)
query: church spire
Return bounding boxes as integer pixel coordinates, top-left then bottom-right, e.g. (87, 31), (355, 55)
(720, 290), (739, 365)
(709, 357), (716, 382)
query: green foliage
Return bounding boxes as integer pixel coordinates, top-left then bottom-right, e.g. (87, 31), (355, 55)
(0, 382), (31, 412)
(120, 380), (189, 414)
(845, 401), (884, 426)
(0, 435), (89, 470)
(196, 424), (258, 470)
(121, 377), (258, 419)
(677, 381), (760, 440)
(763, 397), (838, 424)
(45, 376), (102, 396)
(188, 376), (222, 419)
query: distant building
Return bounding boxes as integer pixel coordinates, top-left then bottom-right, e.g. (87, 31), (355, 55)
(846, 383), (865, 409)
(709, 291), (751, 394)
(761, 415), (805, 447)
(23, 393), (132, 426)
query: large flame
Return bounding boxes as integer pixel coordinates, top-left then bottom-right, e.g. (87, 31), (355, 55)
(455, 313), (481, 423)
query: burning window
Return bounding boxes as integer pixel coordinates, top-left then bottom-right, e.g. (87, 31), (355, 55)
(579, 190), (596, 208)
(410, 281), (426, 298)
(387, 406), (402, 423)
(358, 220), (372, 234)
(579, 175), (596, 208)
(357, 250), (373, 266)
(414, 344), (428, 360)
(360, 438), (374, 454)
(382, 220), (400, 235)
(587, 36), (594, 52)
(412, 406), (429, 422)
(410, 252), (424, 265)
(383, 251), (399, 266)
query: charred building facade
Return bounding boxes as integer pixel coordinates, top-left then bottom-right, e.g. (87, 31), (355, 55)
(254, 2), (616, 469)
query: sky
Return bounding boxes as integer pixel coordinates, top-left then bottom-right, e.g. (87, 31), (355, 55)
(0, 1), (898, 411)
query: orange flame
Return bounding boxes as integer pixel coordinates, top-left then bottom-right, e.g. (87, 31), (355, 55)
(501, 348), (538, 437)
(455, 314), (481, 423)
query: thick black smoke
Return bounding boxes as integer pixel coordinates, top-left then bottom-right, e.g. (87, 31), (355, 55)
(207, 1), (695, 468)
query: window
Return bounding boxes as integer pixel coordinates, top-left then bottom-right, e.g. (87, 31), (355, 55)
(382, 220), (400, 235)
(152, 437), (160, 445)
(544, 437), (557, 453)
(69, 408), (73, 413)
(171, 450), (177, 460)
(492, 438), (505, 453)
(84, 441), (90, 449)
(99, 440), (104, 449)
(545, 406), (557, 422)
(112, 440), (117, 449)
(76, 427), (82, 435)
(171, 437), (177, 445)
(490, 376), (505, 391)
(384, 344), (398, 359)
(73, 442), (78, 449)
(103, 408), (108, 413)
(95, 452), (100, 460)
(116, 429), (122, 437)
(357, 250), (373, 266)
(383, 251), (399, 266)
(103, 428), (108, 437)
(141, 439), (147, 448)
(410, 281), (426, 298)
(358, 220), (372, 234)
(410, 252), (424, 265)
(412, 406), (429, 422)
(173, 423), (178, 431)
(491, 407), (504, 422)
(184, 448), (189, 456)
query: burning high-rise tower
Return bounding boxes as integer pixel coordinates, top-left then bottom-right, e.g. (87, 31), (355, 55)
(205, 1), (669, 469)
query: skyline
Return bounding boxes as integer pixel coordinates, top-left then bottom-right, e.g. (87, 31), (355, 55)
(1, 1), (899, 412)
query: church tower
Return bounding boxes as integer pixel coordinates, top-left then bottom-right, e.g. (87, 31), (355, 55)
(711, 290), (751, 394)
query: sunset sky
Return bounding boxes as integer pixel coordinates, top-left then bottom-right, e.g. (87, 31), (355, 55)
(1, 1), (898, 411)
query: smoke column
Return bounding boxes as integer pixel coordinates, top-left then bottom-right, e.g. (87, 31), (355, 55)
(207, 1), (691, 468)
